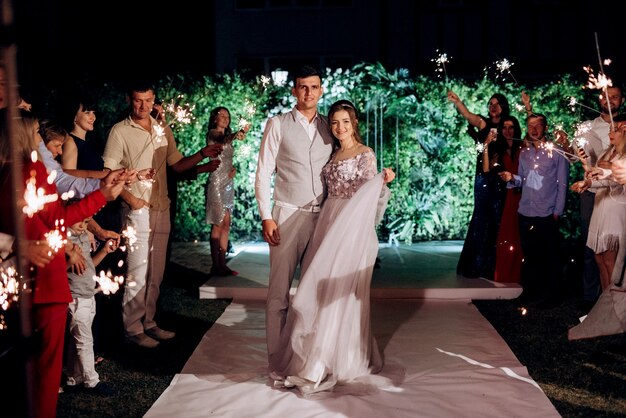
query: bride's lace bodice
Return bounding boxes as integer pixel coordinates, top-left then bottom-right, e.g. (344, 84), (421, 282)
(323, 150), (377, 198)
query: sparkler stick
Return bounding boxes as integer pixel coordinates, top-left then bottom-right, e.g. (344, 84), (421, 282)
(594, 32), (614, 129)
(566, 97), (601, 114)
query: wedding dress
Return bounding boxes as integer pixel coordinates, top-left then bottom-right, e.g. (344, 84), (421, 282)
(272, 150), (393, 396)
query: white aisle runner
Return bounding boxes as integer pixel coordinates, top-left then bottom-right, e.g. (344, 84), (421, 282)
(145, 299), (559, 418)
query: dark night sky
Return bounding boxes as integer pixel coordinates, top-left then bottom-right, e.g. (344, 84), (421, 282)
(12, 0), (215, 92)
(9, 0), (626, 97)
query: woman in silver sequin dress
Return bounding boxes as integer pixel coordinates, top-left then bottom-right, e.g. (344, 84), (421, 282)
(205, 107), (249, 276)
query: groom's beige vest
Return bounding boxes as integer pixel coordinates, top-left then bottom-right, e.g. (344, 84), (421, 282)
(273, 111), (334, 208)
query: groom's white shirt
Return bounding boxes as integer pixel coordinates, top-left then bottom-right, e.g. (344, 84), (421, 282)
(255, 107), (332, 220)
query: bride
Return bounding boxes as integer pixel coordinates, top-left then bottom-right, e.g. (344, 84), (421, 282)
(271, 99), (396, 396)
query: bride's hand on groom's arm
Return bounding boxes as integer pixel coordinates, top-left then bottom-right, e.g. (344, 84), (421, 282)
(262, 219), (281, 246)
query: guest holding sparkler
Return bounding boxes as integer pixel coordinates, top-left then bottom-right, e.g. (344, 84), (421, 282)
(447, 90), (516, 280)
(494, 115), (524, 283)
(205, 107), (250, 276)
(499, 113), (570, 308)
(571, 85), (624, 311)
(0, 108), (128, 418)
(569, 116), (626, 340)
(570, 114), (626, 292)
(64, 216), (118, 396)
(102, 81), (222, 349)
(58, 88), (104, 172)
(55, 87), (129, 361)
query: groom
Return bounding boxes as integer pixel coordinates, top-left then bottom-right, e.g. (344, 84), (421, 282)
(255, 65), (334, 372)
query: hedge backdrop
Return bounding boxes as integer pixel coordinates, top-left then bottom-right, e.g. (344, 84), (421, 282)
(70, 62), (596, 243)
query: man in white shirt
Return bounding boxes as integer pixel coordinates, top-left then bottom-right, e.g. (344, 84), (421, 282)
(255, 66), (334, 372)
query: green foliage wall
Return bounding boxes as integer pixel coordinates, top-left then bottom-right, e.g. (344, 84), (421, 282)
(92, 64), (594, 243)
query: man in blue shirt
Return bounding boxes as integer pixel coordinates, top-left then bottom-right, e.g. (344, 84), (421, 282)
(500, 113), (570, 307)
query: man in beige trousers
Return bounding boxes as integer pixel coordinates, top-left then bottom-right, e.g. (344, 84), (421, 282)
(255, 66), (334, 373)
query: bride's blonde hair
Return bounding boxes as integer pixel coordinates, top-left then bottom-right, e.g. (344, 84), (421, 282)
(0, 108), (40, 167)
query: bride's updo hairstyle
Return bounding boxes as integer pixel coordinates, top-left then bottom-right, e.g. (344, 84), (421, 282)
(328, 99), (363, 144)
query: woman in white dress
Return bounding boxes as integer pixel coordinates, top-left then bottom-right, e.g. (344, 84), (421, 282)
(571, 116), (626, 291)
(272, 100), (395, 396)
(569, 116), (626, 340)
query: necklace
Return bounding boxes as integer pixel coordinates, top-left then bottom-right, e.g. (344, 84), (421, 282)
(340, 141), (357, 152)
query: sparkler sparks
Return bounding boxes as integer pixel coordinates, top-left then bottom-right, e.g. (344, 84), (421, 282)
(583, 65), (612, 91)
(538, 140), (581, 162)
(164, 97), (196, 125)
(44, 220), (67, 255)
(567, 96), (601, 114)
(23, 173), (59, 217)
(152, 124), (166, 141)
(431, 50), (450, 80)
(494, 58), (521, 88)
(238, 118), (250, 130)
(93, 271), (125, 295)
(122, 226), (138, 251)
(0, 266), (19, 311)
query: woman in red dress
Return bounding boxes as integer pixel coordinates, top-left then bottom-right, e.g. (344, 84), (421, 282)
(494, 115), (524, 283)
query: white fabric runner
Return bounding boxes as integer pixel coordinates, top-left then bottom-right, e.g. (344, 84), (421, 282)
(145, 299), (559, 418)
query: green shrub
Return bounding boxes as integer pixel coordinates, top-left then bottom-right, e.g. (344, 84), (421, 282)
(89, 63), (594, 243)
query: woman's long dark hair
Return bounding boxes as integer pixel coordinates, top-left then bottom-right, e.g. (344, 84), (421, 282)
(208, 107), (233, 141)
(490, 93), (511, 119)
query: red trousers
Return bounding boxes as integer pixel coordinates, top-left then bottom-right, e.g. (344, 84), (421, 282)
(33, 303), (67, 418)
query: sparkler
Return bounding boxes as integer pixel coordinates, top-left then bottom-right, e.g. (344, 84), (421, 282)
(566, 96), (601, 114)
(571, 122), (592, 171)
(513, 103), (526, 113)
(594, 32), (615, 129)
(540, 141), (582, 161)
(44, 219), (67, 256)
(61, 190), (76, 201)
(163, 95), (196, 126)
(122, 225), (138, 251)
(494, 58), (521, 89)
(582, 65), (612, 91)
(22, 173), (59, 217)
(432, 50), (450, 82)
(93, 270), (125, 295)
(0, 266), (19, 311)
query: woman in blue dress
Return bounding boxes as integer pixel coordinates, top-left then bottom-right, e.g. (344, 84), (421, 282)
(447, 90), (511, 280)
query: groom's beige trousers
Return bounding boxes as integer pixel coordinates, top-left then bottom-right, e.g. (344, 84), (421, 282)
(266, 205), (318, 371)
